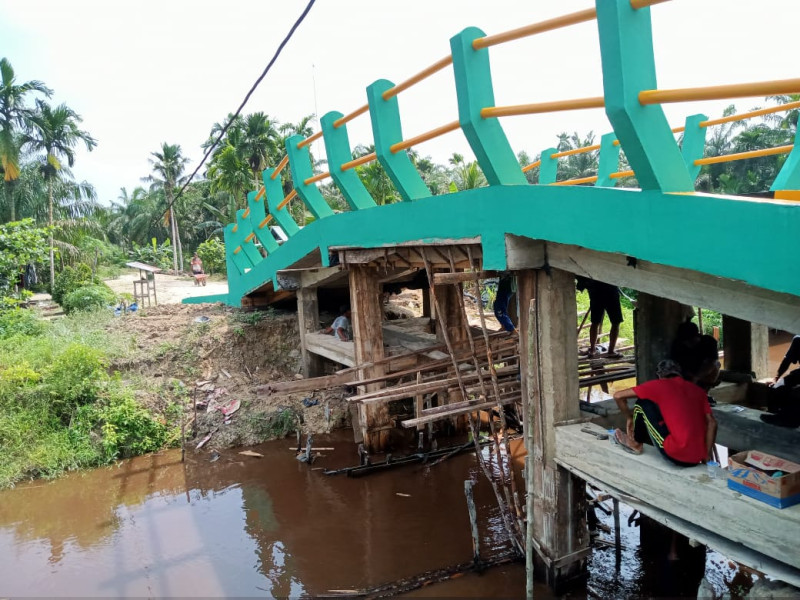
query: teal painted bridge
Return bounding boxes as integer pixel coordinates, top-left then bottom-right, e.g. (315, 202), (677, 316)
(184, 0), (800, 310)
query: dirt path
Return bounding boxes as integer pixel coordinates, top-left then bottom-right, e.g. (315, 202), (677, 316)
(104, 269), (228, 305)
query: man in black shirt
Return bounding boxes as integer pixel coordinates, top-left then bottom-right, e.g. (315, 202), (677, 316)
(772, 335), (800, 388)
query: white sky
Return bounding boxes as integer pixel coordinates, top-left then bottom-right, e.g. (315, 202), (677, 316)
(1, 0), (796, 205)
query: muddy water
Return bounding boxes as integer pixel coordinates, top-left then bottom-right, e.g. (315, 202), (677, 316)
(0, 431), (543, 597)
(0, 334), (793, 597)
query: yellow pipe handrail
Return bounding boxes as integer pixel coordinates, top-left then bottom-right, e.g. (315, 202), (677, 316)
(233, 245), (242, 255)
(609, 170), (635, 180)
(382, 56), (454, 100)
(258, 214), (273, 229)
(700, 101), (800, 128)
(334, 104), (370, 128)
(297, 130), (323, 149)
(522, 160), (541, 173)
(473, 8), (598, 50)
(551, 175), (599, 186)
(271, 155), (289, 180)
(232, 224), (238, 233)
(639, 79), (800, 106)
(630, 0), (671, 8)
(341, 152), (378, 172)
(390, 120), (461, 154)
(694, 144), (793, 167)
(244, 232), (255, 243)
(304, 171), (330, 186)
(276, 189), (298, 211)
(242, 208), (250, 218)
(481, 96), (605, 119)
(551, 144), (602, 159)
(254, 187), (265, 202)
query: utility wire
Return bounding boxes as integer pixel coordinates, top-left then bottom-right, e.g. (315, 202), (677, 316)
(154, 0), (316, 228)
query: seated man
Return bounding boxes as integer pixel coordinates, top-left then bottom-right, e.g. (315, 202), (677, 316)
(612, 336), (719, 466)
(322, 306), (351, 342)
(761, 335), (800, 427)
(772, 334), (800, 388)
(190, 252), (204, 275)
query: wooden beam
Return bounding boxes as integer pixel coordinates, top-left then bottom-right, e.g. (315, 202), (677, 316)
(433, 270), (502, 284)
(304, 332), (356, 367)
(296, 286), (324, 377)
(401, 396), (518, 428)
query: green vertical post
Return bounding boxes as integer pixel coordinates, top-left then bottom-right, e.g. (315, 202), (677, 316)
(450, 27), (528, 186)
(321, 111), (377, 210)
(247, 191), (279, 254)
(232, 208), (263, 265)
(771, 130), (800, 192)
(595, 133), (621, 187)
(286, 134), (335, 220)
(367, 79), (431, 202)
(224, 223), (253, 275)
(539, 147), (558, 184)
(262, 168), (300, 237)
(595, 0), (693, 192)
(680, 114), (708, 184)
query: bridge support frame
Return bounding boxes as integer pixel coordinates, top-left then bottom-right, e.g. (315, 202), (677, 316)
(722, 316), (769, 379)
(297, 286), (324, 379)
(520, 267), (589, 592)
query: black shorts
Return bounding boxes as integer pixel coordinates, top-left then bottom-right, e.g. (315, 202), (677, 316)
(632, 398), (696, 467)
(588, 283), (623, 325)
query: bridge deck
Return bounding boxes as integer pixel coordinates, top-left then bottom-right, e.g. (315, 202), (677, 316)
(555, 423), (800, 586)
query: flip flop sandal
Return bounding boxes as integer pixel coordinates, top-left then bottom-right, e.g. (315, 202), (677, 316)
(613, 428), (643, 455)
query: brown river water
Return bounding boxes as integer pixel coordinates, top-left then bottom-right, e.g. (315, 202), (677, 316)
(0, 335), (792, 598)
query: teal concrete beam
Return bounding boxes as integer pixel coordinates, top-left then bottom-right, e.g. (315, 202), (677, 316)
(366, 79), (431, 202)
(247, 190), (279, 254)
(771, 132), (800, 192)
(539, 147), (558, 185)
(320, 111), (377, 210)
(595, 0), (694, 192)
(286, 134), (335, 220)
(450, 27), (528, 186)
(262, 168), (300, 237)
(595, 133), (621, 187)
(681, 114), (708, 184)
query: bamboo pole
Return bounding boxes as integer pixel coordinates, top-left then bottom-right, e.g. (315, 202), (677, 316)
(465, 480), (482, 569)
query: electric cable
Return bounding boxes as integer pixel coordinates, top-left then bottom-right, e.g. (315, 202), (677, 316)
(153, 0), (316, 230)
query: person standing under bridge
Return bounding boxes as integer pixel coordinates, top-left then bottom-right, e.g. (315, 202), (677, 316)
(576, 276), (623, 358)
(493, 274), (516, 333)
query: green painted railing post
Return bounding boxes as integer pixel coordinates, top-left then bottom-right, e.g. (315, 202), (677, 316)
(595, 0), (693, 192)
(595, 133), (621, 187)
(771, 132), (800, 192)
(262, 168), (300, 237)
(286, 134), (335, 220)
(232, 208), (264, 265)
(366, 79), (431, 202)
(680, 114), (708, 184)
(450, 27), (528, 186)
(224, 223), (252, 275)
(247, 191), (279, 254)
(320, 111), (377, 210)
(538, 148), (558, 185)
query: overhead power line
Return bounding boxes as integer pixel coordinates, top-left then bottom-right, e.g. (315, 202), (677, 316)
(155, 0), (317, 228)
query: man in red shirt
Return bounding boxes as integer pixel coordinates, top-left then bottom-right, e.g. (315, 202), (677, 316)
(613, 336), (719, 466)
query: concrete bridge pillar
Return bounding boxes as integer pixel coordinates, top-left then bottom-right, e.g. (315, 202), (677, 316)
(722, 316), (769, 379)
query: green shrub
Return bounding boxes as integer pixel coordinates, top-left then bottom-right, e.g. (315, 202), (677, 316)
(45, 343), (108, 420)
(98, 393), (169, 460)
(52, 264), (95, 306)
(196, 238), (226, 275)
(62, 284), (116, 314)
(0, 307), (45, 339)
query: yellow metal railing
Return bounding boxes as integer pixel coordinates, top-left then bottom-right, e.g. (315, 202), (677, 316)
(390, 120), (461, 154)
(700, 101), (800, 128)
(639, 79), (800, 106)
(341, 152), (378, 172)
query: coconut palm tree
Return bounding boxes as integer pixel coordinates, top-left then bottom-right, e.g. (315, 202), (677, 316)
(25, 100), (96, 288)
(239, 112), (280, 185)
(449, 153), (487, 191)
(144, 143), (189, 272)
(0, 57), (51, 221)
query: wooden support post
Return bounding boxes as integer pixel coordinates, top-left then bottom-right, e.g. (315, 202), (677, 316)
(634, 293), (694, 382)
(296, 286), (324, 378)
(528, 268), (588, 591)
(434, 283), (467, 346)
(349, 265), (390, 452)
(422, 285), (433, 319)
(722, 315), (769, 378)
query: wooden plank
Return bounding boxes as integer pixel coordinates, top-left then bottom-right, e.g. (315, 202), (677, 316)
(304, 332), (356, 367)
(554, 423), (800, 580)
(401, 397), (517, 428)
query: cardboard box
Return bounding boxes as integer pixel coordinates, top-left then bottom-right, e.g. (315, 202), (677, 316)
(727, 450), (800, 509)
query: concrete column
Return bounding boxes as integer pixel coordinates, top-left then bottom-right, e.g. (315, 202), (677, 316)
(527, 268), (588, 591)
(722, 315), (769, 378)
(634, 293), (694, 382)
(296, 286), (323, 378)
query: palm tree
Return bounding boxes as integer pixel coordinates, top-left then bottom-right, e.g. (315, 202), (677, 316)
(239, 112), (279, 185)
(144, 143), (189, 272)
(449, 153), (487, 191)
(25, 100), (96, 288)
(0, 57), (51, 221)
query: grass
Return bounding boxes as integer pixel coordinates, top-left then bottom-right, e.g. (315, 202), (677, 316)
(0, 307), (179, 489)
